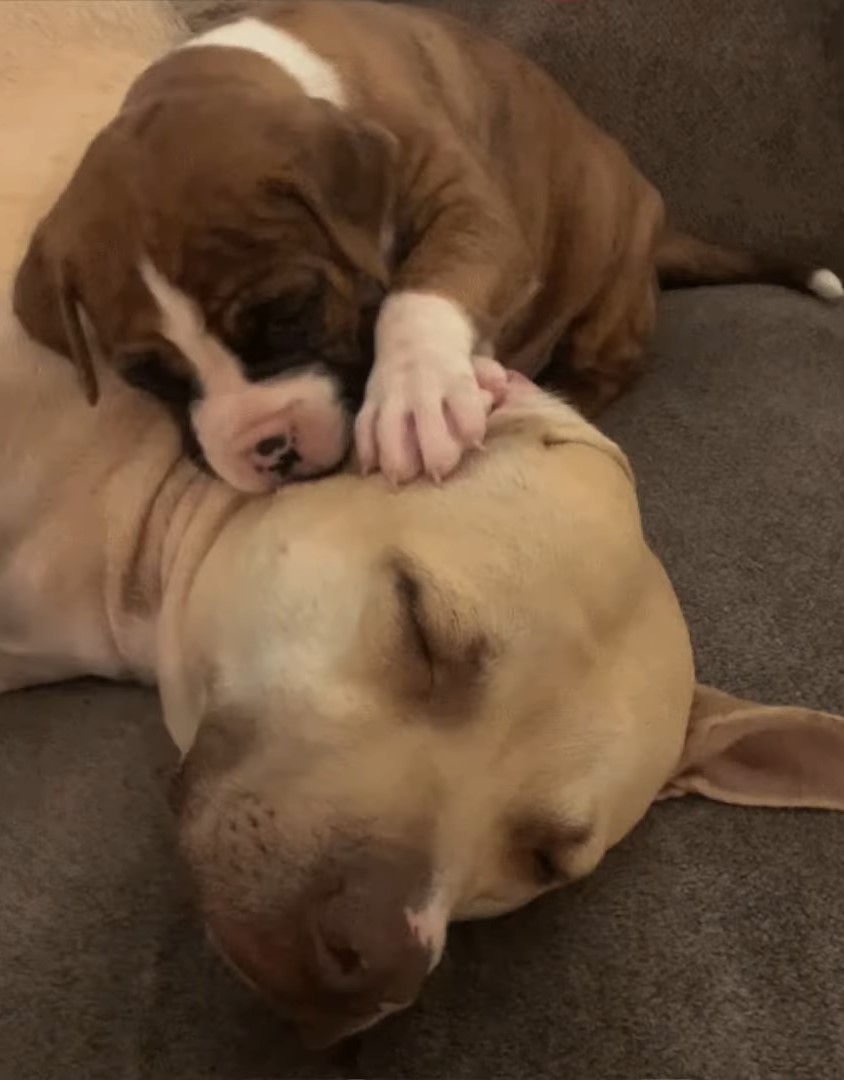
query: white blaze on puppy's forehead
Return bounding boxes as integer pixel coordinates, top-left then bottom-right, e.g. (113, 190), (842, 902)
(178, 16), (346, 106)
(139, 258), (245, 394)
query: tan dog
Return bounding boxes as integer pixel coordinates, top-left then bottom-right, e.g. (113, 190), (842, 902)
(12, 1), (843, 494)
(3, 0), (844, 1048)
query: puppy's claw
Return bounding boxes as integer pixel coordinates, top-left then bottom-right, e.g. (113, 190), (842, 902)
(430, 469), (443, 486)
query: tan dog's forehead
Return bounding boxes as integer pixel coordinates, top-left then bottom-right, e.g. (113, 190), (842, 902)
(215, 437), (613, 697)
(181, 404), (656, 924)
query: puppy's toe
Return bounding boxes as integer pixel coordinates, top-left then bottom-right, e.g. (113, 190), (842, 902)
(445, 384), (489, 449)
(376, 401), (424, 485)
(405, 395), (460, 481)
(354, 403), (378, 476)
(473, 354), (509, 404)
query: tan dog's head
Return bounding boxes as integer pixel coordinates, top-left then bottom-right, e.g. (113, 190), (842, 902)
(157, 378), (844, 1046)
(13, 48), (396, 490)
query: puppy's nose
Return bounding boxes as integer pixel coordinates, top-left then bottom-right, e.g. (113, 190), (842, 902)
(308, 889), (431, 1005)
(256, 435), (288, 457)
(272, 447), (302, 477)
(253, 435), (302, 478)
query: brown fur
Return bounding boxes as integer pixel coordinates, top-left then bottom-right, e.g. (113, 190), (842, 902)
(13, 0), (828, 421)
(14, 46), (394, 402)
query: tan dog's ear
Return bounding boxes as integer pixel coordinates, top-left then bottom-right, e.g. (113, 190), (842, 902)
(13, 232), (100, 404)
(660, 683), (844, 811)
(489, 391), (635, 485)
(272, 100), (397, 286)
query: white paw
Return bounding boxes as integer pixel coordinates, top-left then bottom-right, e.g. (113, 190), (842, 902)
(355, 293), (507, 484)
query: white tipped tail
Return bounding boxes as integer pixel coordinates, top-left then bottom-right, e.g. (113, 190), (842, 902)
(657, 231), (844, 302)
(808, 269), (844, 302)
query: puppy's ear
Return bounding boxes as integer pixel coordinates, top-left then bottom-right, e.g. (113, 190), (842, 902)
(13, 232), (100, 404)
(271, 100), (398, 286)
(660, 683), (844, 811)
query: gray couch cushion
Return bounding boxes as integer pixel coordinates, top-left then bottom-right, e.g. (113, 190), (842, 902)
(0, 682), (341, 1080)
(458, 0), (844, 270)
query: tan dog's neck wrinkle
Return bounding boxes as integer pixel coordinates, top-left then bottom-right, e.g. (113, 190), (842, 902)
(102, 439), (247, 682)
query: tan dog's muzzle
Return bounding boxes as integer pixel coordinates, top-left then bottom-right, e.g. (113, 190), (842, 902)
(204, 862), (434, 1048)
(171, 712), (446, 1045)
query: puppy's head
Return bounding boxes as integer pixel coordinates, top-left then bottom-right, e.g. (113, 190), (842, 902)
(157, 379), (844, 1045)
(14, 53), (397, 491)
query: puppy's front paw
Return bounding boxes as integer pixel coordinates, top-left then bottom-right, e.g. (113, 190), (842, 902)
(356, 293), (506, 484)
(354, 351), (487, 484)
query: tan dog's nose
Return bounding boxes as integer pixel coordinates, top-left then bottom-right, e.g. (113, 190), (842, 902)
(308, 886), (431, 1006)
(207, 881), (435, 1046)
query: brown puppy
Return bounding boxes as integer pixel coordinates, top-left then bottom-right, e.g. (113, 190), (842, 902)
(13, 1), (843, 492)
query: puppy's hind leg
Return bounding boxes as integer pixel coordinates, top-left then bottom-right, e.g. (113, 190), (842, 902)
(541, 269), (658, 418)
(539, 156), (665, 416)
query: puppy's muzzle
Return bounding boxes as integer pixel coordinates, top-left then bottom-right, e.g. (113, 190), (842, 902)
(190, 368), (352, 494)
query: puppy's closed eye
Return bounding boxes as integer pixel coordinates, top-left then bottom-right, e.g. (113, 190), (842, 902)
(235, 288), (324, 373)
(261, 292), (315, 340)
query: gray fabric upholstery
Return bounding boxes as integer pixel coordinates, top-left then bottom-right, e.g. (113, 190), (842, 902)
(404, 0), (844, 272)
(3, 1), (844, 1077)
(0, 683), (340, 1080)
(177, 0), (844, 271)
